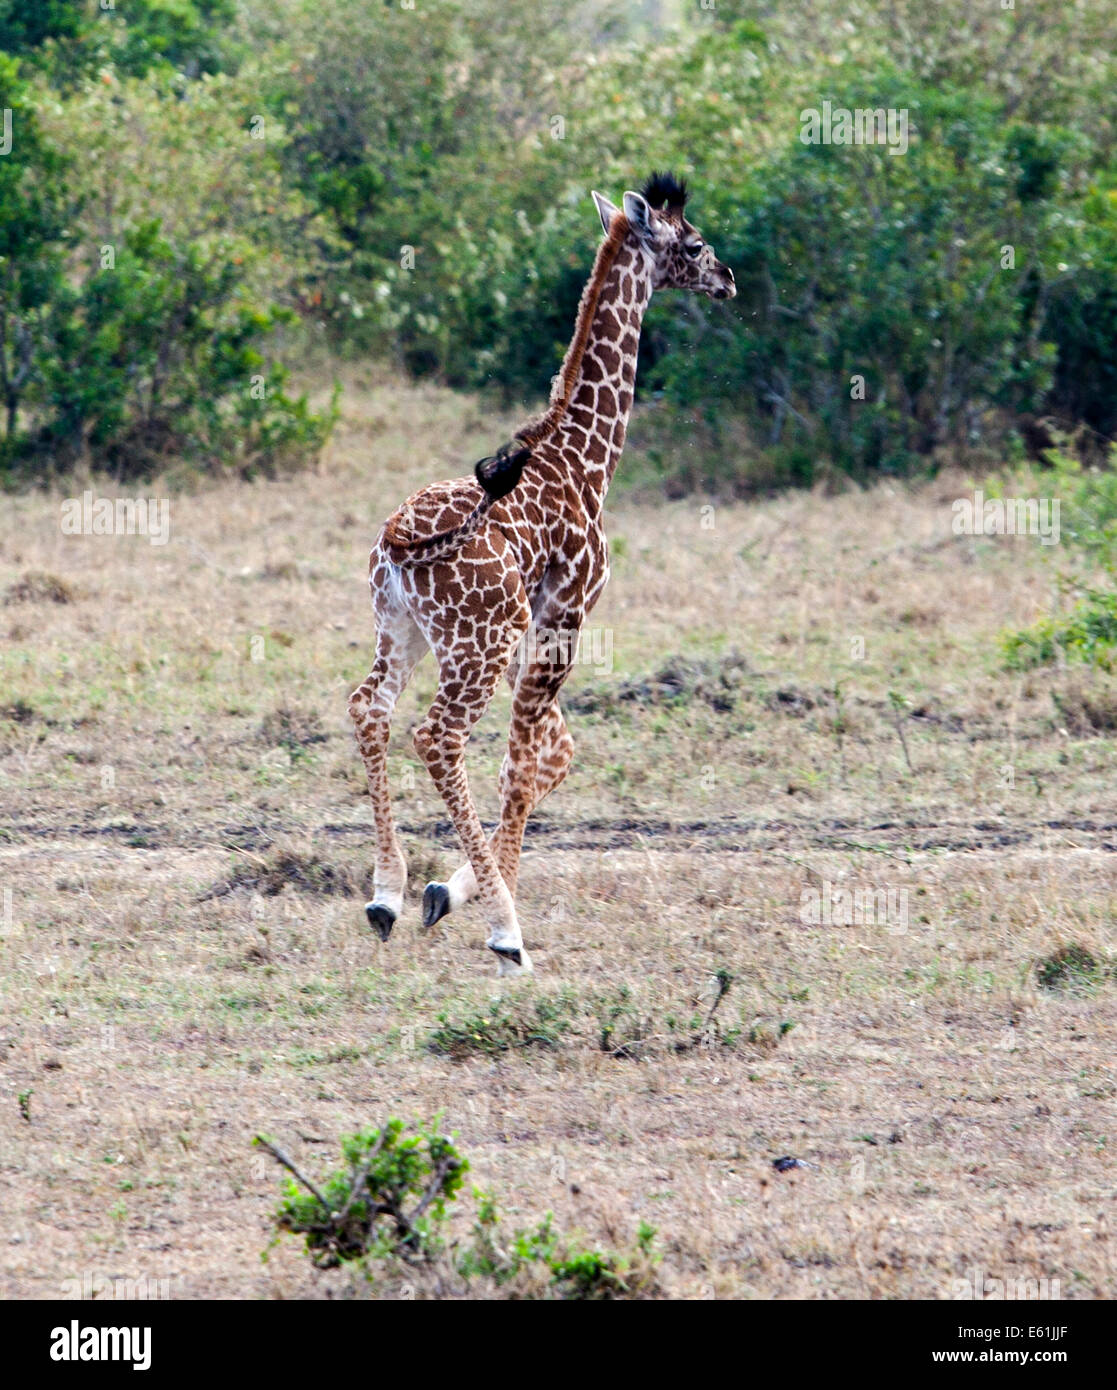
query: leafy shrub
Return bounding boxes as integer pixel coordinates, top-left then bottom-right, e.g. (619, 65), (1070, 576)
(259, 1122), (661, 1297)
(1037, 184), (1117, 441)
(5, 66), (336, 482)
(1002, 586), (1117, 673)
(0, 55), (69, 465)
(456, 1192), (660, 1299)
(427, 991), (577, 1060)
(37, 221), (334, 478)
(1038, 449), (1117, 558)
(3, 0), (241, 83)
(258, 1119), (467, 1268)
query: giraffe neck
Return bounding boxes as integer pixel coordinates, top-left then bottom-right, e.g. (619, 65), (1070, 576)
(543, 233), (653, 510)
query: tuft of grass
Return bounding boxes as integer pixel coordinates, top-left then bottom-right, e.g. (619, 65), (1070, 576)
(3, 571), (78, 605)
(1036, 944), (1102, 992)
(566, 651), (750, 716)
(457, 1191), (660, 1300)
(1051, 674), (1117, 733)
(198, 850), (371, 902)
(427, 992), (577, 1060)
(0, 698), (38, 725)
(258, 705), (329, 756)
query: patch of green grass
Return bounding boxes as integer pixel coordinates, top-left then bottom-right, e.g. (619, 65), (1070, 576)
(457, 1190), (660, 1299)
(1003, 584), (1117, 672)
(427, 990), (577, 1060)
(1036, 944), (1102, 992)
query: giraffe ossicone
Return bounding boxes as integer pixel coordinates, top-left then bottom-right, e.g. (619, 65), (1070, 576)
(348, 172), (736, 975)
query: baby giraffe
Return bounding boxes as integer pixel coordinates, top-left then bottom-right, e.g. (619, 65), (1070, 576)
(349, 172), (736, 974)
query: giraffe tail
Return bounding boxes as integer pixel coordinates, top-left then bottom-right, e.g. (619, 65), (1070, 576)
(384, 446), (531, 566)
(475, 444), (530, 500)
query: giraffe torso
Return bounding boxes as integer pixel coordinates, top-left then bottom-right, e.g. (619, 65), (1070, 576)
(373, 236), (651, 631)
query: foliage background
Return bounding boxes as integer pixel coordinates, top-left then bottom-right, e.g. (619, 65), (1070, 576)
(1, 0), (1115, 490)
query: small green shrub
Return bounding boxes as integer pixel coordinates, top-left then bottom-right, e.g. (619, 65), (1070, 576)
(259, 1124), (661, 1297)
(257, 1119), (467, 1268)
(427, 991), (577, 1060)
(1003, 584), (1117, 672)
(1039, 448), (1117, 557)
(457, 1190), (659, 1300)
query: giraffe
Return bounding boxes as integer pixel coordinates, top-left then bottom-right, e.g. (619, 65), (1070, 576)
(348, 172), (735, 975)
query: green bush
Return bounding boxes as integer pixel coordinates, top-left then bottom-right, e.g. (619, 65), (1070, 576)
(1042, 186), (1117, 441)
(2, 0), (241, 84)
(458, 1195), (658, 1299)
(259, 1122), (661, 1297)
(999, 448), (1117, 673)
(36, 220), (334, 478)
(5, 0), (1117, 491)
(0, 55), (69, 463)
(258, 1119), (467, 1268)
(1002, 585), (1117, 673)
(4, 65), (335, 482)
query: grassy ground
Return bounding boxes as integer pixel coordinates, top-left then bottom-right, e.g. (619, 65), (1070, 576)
(1, 372), (1114, 1299)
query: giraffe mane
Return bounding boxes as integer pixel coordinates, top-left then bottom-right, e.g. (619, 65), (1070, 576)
(641, 170), (688, 213)
(512, 209), (632, 451)
(383, 204), (633, 556)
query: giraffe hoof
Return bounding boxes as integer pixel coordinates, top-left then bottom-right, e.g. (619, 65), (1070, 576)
(488, 943), (533, 976)
(365, 902), (395, 942)
(421, 882), (452, 930)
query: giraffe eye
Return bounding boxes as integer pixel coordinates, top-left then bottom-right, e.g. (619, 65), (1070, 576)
(684, 241), (704, 258)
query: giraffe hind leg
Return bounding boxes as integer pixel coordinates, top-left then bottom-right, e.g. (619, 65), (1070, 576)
(348, 610), (427, 940)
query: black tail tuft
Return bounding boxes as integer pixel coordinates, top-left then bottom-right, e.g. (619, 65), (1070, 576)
(475, 445), (530, 501)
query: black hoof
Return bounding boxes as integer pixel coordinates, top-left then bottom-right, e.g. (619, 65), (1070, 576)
(422, 882), (452, 929)
(488, 943), (522, 966)
(365, 902), (395, 942)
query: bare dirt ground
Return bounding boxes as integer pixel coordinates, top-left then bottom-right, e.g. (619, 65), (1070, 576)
(1, 374), (1114, 1298)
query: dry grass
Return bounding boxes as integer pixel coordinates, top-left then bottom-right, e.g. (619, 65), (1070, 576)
(0, 372), (1114, 1299)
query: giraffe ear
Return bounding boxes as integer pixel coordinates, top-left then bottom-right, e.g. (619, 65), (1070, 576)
(591, 190), (620, 235)
(622, 191), (655, 241)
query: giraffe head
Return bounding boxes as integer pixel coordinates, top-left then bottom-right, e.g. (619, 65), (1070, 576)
(591, 171), (736, 300)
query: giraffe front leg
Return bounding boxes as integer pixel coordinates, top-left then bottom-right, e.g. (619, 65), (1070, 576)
(423, 701), (575, 927)
(415, 716), (531, 976)
(412, 588), (536, 974)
